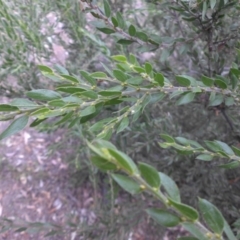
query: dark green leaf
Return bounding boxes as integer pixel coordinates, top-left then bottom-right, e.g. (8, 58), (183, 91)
(0, 115), (29, 140)
(56, 87), (87, 94)
(199, 198), (224, 234)
(201, 75), (214, 87)
(103, 0), (111, 18)
(168, 198), (199, 220)
(0, 104), (19, 112)
(154, 73), (164, 87)
(108, 148), (139, 174)
(26, 89), (61, 101)
(30, 118), (47, 127)
(219, 161), (240, 169)
(98, 91), (121, 97)
(128, 25), (136, 36)
(159, 172), (181, 202)
(90, 72), (107, 78)
(139, 162), (160, 189)
(96, 27), (115, 34)
(145, 62), (152, 75)
(117, 39), (134, 45)
(215, 79), (228, 89)
(146, 208), (180, 227)
(111, 173), (140, 194)
(176, 76), (191, 87)
(91, 155), (118, 171)
(111, 17), (118, 27)
(135, 31), (148, 42)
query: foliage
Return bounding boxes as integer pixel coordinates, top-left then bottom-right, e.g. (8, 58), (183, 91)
(1, 0), (240, 238)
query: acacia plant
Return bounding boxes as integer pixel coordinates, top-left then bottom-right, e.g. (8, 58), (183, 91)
(1, 0), (240, 239)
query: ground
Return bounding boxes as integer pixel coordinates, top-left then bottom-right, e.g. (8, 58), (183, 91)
(0, 105), (187, 240)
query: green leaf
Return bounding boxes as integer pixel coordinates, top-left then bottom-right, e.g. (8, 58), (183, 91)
(176, 76), (191, 87)
(225, 97), (234, 106)
(135, 31), (148, 42)
(0, 115), (29, 141)
(30, 118), (47, 127)
(108, 148), (139, 174)
(146, 208), (180, 227)
(232, 146), (240, 156)
(103, 0), (111, 18)
(214, 141), (234, 155)
(117, 117), (129, 133)
(176, 92), (195, 105)
(128, 25), (136, 36)
(116, 12), (125, 29)
(91, 155), (118, 171)
(145, 62), (152, 75)
(60, 74), (79, 83)
(111, 173), (140, 194)
(96, 27), (115, 34)
(80, 71), (96, 85)
(117, 39), (134, 45)
(111, 55), (127, 63)
(138, 162), (161, 189)
(196, 154), (213, 161)
(168, 198), (199, 220)
(30, 107), (50, 117)
(98, 91), (121, 97)
(57, 87), (87, 94)
(90, 72), (107, 79)
(160, 134), (175, 143)
(199, 198), (224, 234)
(80, 106), (96, 117)
(208, 94), (223, 107)
(219, 161), (240, 169)
(26, 89), (61, 101)
(215, 79), (228, 89)
(127, 77), (143, 85)
(182, 222), (209, 240)
(201, 75), (214, 87)
(154, 73), (164, 87)
(111, 17), (118, 27)
(113, 69), (129, 82)
(10, 99), (39, 109)
(54, 64), (69, 74)
(38, 65), (53, 73)
(223, 219), (238, 240)
(159, 172), (181, 202)
(0, 104), (19, 112)
(204, 141), (222, 152)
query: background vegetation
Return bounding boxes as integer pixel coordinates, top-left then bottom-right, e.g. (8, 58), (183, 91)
(1, 0), (240, 239)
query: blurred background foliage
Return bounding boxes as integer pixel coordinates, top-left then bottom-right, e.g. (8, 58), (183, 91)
(1, 0), (240, 238)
